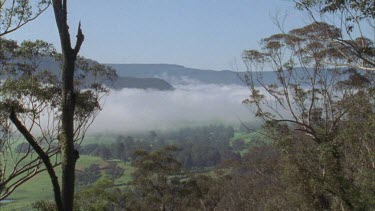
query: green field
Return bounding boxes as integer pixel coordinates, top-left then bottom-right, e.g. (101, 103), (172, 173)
(0, 154), (134, 210)
(0, 134), (132, 208)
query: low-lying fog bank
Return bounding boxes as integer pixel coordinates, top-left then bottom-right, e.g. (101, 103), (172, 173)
(89, 84), (255, 134)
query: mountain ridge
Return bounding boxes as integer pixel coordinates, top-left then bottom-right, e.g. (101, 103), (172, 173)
(0, 58), (176, 91)
(107, 63), (249, 85)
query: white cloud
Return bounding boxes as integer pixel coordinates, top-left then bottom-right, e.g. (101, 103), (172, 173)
(89, 84), (253, 134)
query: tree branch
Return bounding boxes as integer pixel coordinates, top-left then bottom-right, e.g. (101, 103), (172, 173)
(9, 109), (63, 211)
(74, 22), (85, 55)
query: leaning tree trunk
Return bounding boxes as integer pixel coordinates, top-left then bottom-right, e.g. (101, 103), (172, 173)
(52, 0), (84, 210)
(9, 111), (63, 211)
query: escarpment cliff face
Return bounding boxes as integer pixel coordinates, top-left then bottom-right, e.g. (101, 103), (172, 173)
(109, 76), (174, 91)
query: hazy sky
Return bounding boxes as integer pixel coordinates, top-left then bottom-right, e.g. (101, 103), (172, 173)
(6, 0), (308, 70)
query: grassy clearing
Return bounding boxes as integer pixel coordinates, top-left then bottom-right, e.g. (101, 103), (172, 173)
(75, 155), (107, 171)
(113, 162), (134, 185)
(231, 131), (272, 156)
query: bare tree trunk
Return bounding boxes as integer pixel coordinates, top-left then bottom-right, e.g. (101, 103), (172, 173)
(52, 0), (84, 210)
(60, 53), (79, 211)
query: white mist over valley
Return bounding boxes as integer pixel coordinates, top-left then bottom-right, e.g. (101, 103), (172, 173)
(90, 83), (252, 134)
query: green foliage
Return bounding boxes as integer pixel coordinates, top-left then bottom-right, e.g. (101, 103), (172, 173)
(76, 162), (125, 189)
(241, 12), (375, 209)
(296, 0), (375, 21)
(75, 178), (126, 211)
(31, 200), (57, 211)
(127, 146), (201, 210)
(294, 0), (375, 69)
(231, 138), (247, 151)
(0, 0), (51, 36)
(76, 164), (102, 188)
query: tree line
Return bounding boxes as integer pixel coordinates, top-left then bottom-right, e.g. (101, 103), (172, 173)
(78, 125), (242, 169)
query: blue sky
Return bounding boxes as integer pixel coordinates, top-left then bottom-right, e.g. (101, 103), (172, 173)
(6, 0), (309, 70)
